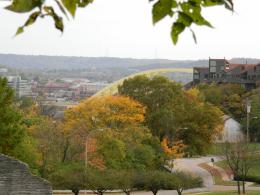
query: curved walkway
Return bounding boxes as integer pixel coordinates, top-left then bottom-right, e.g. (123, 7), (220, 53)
(173, 156), (220, 189)
(173, 156), (260, 193)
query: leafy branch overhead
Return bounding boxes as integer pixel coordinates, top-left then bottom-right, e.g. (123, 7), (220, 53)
(4, 0), (233, 44)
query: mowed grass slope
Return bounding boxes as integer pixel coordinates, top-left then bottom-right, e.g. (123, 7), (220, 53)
(215, 158), (260, 178)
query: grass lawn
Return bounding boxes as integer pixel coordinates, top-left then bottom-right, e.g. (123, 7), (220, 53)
(207, 143), (260, 156)
(215, 159), (260, 178)
(188, 191), (260, 195)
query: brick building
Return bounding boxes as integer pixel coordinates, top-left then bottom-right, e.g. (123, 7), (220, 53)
(193, 58), (260, 90)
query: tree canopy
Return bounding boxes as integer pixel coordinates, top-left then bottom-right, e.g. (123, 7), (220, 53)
(62, 95), (163, 170)
(3, 0), (233, 44)
(119, 75), (224, 155)
(0, 77), (25, 155)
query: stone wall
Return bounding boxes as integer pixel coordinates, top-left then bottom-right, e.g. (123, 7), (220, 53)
(0, 154), (52, 195)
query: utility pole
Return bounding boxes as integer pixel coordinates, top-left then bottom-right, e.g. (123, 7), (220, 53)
(246, 98), (251, 143)
(85, 128), (104, 166)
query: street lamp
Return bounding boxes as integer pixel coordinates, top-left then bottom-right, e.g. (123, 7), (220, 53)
(85, 128), (104, 166)
(246, 99), (251, 143)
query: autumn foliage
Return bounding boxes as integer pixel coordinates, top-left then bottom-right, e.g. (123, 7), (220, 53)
(161, 138), (186, 159)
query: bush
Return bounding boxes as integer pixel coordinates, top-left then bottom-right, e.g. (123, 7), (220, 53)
(235, 175), (260, 184)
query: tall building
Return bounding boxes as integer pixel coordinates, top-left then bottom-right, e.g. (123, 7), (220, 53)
(193, 58), (260, 90)
(6, 76), (32, 98)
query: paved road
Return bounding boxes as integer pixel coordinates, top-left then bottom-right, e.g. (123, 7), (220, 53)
(173, 156), (220, 189)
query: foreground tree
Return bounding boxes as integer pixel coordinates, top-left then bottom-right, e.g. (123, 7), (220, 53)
(140, 171), (170, 195)
(3, 0), (233, 44)
(137, 170), (202, 195)
(113, 170), (137, 195)
(222, 140), (256, 194)
(169, 172), (203, 195)
(62, 95), (163, 170)
(31, 117), (64, 177)
(0, 77), (25, 155)
(85, 169), (116, 195)
(49, 163), (86, 195)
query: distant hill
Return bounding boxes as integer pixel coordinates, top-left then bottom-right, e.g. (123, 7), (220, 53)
(0, 54), (258, 71)
(0, 54), (209, 70)
(0, 54), (258, 83)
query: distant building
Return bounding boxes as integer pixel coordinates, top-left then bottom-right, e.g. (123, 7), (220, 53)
(193, 58), (260, 90)
(0, 68), (8, 74)
(6, 76), (33, 98)
(215, 115), (244, 143)
(39, 99), (78, 119)
(79, 82), (108, 98)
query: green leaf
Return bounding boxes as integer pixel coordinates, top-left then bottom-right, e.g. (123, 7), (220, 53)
(193, 15), (213, 27)
(5, 0), (42, 13)
(61, 0), (77, 17)
(44, 6), (64, 32)
(152, 0), (173, 24)
(178, 12), (193, 27)
(54, 16), (64, 32)
(24, 11), (41, 27)
(78, 0), (94, 7)
(15, 27), (24, 36)
(181, 2), (213, 28)
(202, 0), (224, 7)
(172, 1), (177, 8)
(171, 22), (185, 44)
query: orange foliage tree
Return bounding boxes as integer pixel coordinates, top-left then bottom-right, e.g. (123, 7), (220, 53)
(161, 137), (186, 170)
(61, 96), (147, 168)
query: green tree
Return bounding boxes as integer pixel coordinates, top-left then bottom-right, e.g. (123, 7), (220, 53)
(242, 88), (260, 141)
(85, 169), (116, 195)
(63, 96), (163, 170)
(49, 162), (87, 195)
(113, 170), (137, 195)
(168, 172), (203, 195)
(0, 77), (25, 155)
(140, 170), (170, 195)
(31, 118), (65, 177)
(119, 75), (183, 139)
(4, 0), (233, 44)
(198, 83), (222, 106)
(198, 83), (246, 120)
(119, 76), (223, 155)
(177, 90), (224, 155)
(98, 135), (126, 169)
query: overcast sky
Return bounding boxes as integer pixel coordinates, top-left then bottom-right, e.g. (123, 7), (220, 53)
(0, 0), (259, 60)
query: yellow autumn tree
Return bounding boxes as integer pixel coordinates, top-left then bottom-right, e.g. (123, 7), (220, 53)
(64, 96), (145, 133)
(61, 96), (146, 167)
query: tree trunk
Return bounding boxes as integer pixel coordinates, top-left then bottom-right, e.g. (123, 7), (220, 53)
(152, 189), (158, 195)
(62, 138), (69, 162)
(124, 190), (130, 195)
(242, 180), (246, 194)
(98, 191), (103, 195)
(72, 190), (79, 195)
(177, 189), (182, 195)
(237, 180), (241, 195)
